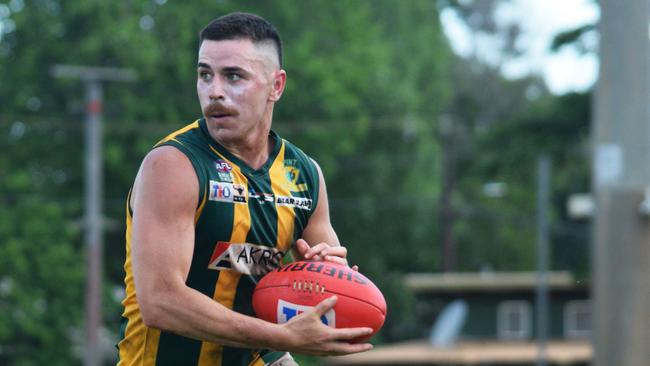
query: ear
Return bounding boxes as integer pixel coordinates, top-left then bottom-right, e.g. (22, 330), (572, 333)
(268, 69), (287, 102)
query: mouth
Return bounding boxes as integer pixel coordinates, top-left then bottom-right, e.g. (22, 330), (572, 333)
(210, 113), (232, 119)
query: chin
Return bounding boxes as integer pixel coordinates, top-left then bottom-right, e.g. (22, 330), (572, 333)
(211, 127), (245, 145)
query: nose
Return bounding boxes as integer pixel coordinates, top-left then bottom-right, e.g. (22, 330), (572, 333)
(208, 78), (225, 101)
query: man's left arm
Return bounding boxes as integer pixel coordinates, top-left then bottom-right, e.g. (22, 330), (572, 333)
(293, 160), (351, 267)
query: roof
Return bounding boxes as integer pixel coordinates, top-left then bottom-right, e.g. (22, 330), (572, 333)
(404, 271), (585, 293)
(325, 340), (592, 365)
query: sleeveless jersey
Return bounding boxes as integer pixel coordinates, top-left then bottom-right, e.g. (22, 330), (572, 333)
(117, 118), (320, 366)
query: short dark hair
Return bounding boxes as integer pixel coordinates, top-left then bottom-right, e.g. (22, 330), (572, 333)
(199, 12), (283, 67)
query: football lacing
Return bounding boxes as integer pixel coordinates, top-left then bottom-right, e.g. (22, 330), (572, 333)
(292, 279), (326, 294)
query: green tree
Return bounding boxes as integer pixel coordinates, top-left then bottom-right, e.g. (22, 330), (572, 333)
(1, 0), (456, 362)
(1, 118), (83, 365)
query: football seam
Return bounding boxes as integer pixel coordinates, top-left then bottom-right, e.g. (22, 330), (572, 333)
(255, 284), (386, 315)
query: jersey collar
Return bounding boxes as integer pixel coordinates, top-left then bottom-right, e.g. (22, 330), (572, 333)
(199, 117), (282, 176)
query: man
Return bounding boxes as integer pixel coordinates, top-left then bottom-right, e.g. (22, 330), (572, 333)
(117, 12), (373, 366)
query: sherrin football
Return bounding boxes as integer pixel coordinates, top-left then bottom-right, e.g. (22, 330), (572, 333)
(252, 260), (387, 341)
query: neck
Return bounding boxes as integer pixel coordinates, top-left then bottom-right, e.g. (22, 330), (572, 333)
(207, 118), (274, 170)
(223, 128), (274, 170)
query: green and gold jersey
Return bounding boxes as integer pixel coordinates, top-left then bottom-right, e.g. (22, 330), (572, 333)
(117, 118), (320, 366)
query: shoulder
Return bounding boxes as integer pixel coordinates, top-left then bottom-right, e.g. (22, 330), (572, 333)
(141, 145), (194, 173)
(131, 146), (199, 210)
(155, 119), (203, 148)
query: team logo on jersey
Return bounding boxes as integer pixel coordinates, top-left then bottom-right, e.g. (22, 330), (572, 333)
(284, 159), (307, 192)
(214, 159), (233, 182)
(209, 181), (246, 203)
(208, 241), (284, 275)
(277, 299), (335, 327)
(276, 196), (312, 210)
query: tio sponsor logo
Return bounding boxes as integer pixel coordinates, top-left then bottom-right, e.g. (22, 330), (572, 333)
(209, 181), (246, 203)
(277, 299), (336, 327)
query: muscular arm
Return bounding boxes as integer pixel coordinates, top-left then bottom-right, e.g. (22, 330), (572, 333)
(293, 161), (350, 265)
(130, 146), (370, 354)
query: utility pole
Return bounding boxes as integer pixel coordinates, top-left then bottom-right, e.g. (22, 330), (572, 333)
(535, 155), (550, 366)
(593, 1), (650, 365)
(51, 65), (136, 366)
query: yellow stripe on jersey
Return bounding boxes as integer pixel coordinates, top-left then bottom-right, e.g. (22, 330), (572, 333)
(195, 181), (208, 224)
(198, 158), (251, 366)
(155, 120), (200, 146)
(118, 193), (163, 365)
(269, 142), (295, 253)
(247, 352), (265, 366)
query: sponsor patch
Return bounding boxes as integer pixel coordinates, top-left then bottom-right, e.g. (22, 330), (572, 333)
(277, 299), (335, 327)
(209, 181), (246, 203)
(276, 195), (313, 210)
(209, 181), (233, 202)
(232, 184), (247, 203)
(208, 241), (284, 275)
(217, 172), (233, 182)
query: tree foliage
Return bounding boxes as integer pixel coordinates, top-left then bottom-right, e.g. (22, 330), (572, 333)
(0, 0), (593, 364)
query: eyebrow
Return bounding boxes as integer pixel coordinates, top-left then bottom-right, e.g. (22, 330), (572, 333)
(196, 63), (247, 75)
(221, 66), (246, 74)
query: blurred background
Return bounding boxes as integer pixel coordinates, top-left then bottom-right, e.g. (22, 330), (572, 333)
(3, 0), (645, 365)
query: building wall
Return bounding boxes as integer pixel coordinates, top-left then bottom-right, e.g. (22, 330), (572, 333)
(416, 289), (589, 340)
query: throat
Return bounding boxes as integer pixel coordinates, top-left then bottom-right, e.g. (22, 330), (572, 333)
(219, 132), (276, 171)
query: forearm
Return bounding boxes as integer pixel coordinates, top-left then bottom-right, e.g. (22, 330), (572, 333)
(142, 285), (289, 350)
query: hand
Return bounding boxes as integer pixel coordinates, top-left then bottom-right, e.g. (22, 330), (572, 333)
(280, 296), (373, 356)
(295, 239), (358, 270)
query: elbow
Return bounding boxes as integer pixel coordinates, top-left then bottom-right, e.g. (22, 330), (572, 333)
(138, 292), (176, 330)
(139, 297), (165, 329)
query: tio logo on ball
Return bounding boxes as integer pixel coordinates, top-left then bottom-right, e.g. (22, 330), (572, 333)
(277, 299), (336, 327)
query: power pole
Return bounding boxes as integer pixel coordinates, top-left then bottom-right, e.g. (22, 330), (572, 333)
(593, 1), (650, 365)
(535, 155), (550, 366)
(51, 65), (136, 366)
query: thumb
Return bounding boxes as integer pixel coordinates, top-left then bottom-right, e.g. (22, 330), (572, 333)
(295, 238), (309, 256)
(313, 295), (337, 317)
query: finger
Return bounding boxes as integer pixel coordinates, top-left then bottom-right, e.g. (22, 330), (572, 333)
(352, 265), (359, 272)
(331, 326), (374, 341)
(324, 341), (373, 356)
(295, 239), (310, 256)
(324, 255), (348, 266)
(313, 295), (337, 316)
(304, 243), (329, 259)
(321, 246), (347, 258)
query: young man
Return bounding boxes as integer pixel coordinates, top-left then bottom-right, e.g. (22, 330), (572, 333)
(117, 12), (373, 366)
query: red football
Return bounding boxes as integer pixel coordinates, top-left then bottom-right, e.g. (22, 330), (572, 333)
(252, 260), (387, 342)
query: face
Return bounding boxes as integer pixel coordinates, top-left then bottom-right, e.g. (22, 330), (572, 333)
(197, 39), (286, 144)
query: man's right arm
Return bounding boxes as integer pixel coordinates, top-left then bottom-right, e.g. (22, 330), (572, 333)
(129, 146), (373, 355)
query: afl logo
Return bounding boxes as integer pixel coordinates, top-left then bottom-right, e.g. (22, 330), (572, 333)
(215, 159), (232, 173)
(277, 299), (336, 327)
